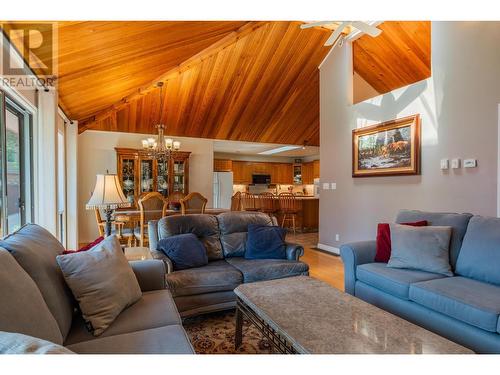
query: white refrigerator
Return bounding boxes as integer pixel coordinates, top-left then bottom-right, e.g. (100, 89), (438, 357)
(213, 172), (234, 209)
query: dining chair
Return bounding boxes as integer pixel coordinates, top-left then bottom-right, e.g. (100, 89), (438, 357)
(137, 192), (169, 247)
(231, 191), (242, 211)
(240, 192), (260, 212)
(278, 192), (299, 235)
(180, 192), (208, 215)
(259, 192), (277, 218)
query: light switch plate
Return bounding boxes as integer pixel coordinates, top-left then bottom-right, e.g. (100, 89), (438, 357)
(440, 159), (449, 170)
(331, 183), (337, 190)
(322, 182), (330, 190)
(464, 159), (477, 168)
(451, 158), (461, 169)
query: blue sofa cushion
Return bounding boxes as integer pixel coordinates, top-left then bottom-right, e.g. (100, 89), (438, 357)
(498, 317), (500, 335)
(245, 224), (287, 260)
(409, 276), (500, 332)
(395, 210), (472, 269)
(455, 216), (500, 286)
(157, 234), (208, 271)
(356, 263), (445, 300)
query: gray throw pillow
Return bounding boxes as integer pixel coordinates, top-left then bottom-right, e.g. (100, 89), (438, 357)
(388, 224), (453, 276)
(56, 236), (142, 336)
(0, 332), (73, 354)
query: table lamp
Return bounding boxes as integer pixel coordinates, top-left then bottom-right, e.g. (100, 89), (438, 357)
(86, 174), (130, 237)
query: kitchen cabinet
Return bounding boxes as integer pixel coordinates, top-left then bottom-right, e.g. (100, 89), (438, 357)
(313, 160), (320, 179)
(223, 160), (294, 184)
(302, 162), (314, 184)
(232, 161), (252, 184)
(214, 159), (232, 172)
(116, 148), (190, 207)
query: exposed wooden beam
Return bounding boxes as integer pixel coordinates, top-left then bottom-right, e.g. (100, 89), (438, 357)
(79, 21), (269, 132)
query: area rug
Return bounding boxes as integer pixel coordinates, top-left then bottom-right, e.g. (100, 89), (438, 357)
(183, 310), (273, 354)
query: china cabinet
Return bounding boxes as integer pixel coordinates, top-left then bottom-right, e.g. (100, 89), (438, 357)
(115, 148), (190, 207)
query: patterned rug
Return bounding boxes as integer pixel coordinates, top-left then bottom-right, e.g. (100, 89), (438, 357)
(183, 309), (273, 354)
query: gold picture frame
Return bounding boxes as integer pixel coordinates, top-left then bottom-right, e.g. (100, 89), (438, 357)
(352, 115), (421, 177)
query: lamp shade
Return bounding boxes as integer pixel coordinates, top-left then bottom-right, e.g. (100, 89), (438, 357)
(86, 174), (130, 210)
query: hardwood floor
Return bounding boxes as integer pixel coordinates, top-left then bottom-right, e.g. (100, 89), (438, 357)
(288, 232), (344, 291)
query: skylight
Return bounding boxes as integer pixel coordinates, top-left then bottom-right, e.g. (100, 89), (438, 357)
(258, 145), (301, 155)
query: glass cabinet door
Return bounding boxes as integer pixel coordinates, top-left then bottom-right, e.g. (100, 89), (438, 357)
(140, 159), (154, 194)
(157, 160), (169, 197)
(120, 157), (136, 205)
(173, 160), (185, 193)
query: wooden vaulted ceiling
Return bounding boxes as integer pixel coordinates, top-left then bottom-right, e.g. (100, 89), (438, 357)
(4, 21), (431, 145)
(54, 21), (334, 146)
(353, 21), (431, 95)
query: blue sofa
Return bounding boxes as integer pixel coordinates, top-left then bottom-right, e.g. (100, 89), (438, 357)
(340, 210), (500, 353)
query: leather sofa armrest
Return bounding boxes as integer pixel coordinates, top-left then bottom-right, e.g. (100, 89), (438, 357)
(129, 259), (166, 292)
(151, 250), (174, 274)
(340, 240), (377, 295)
(148, 220), (159, 252)
(285, 243), (304, 260)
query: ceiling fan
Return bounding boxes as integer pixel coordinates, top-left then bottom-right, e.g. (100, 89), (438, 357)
(300, 21), (382, 48)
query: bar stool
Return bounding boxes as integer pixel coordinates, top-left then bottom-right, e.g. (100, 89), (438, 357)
(278, 192), (299, 235)
(241, 192), (260, 212)
(259, 192), (277, 218)
(231, 192), (242, 211)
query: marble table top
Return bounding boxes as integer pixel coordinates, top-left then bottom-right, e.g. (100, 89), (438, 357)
(234, 276), (473, 354)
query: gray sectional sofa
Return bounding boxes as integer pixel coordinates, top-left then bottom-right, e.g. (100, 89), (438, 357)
(340, 210), (500, 354)
(0, 224), (194, 354)
(148, 211), (309, 316)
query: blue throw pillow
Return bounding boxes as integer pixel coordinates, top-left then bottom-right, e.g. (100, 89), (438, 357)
(245, 224), (287, 260)
(157, 233), (208, 271)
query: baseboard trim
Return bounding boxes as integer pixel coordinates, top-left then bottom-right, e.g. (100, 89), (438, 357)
(316, 243), (340, 255)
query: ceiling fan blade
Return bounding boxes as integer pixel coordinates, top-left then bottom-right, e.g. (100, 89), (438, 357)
(324, 22), (348, 46)
(351, 21), (382, 37)
(300, 21), (334, 29)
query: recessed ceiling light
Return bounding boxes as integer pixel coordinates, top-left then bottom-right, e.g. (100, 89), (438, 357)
(258, 145), (301, 155)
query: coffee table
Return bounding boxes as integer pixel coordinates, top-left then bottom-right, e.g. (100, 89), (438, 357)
(234, 276), (473, 354)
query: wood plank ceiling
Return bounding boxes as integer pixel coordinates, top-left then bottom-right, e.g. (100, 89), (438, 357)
(17, 21), (431, 146)
(353, 21), (431, 95)
(53, 21), (334, 146)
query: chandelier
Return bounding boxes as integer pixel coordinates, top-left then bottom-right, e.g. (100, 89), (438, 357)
(141, 82), (181, 161)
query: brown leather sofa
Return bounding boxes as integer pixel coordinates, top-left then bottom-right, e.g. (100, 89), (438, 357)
(0, 224), (194, 354)
(148, 211), (309, 317)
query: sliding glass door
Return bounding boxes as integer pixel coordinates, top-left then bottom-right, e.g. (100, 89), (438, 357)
(0, 91), (33, 237)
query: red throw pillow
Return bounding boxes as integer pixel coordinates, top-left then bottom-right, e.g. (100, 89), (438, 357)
(63, 236), (104, 255)
(375, 221), (427, 263)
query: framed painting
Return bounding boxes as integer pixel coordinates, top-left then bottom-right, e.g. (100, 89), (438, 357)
(352, 115), (421, 177)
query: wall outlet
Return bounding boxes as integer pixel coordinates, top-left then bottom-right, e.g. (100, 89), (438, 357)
(451, 158), (461, 169)
(335, 234), (340, 241)
(331, 182), (337, 190)
(322, 182), (330, 190)
(464, 159), (477, 168)
(440, 159), (449, 170)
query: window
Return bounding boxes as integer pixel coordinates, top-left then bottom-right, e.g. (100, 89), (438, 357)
(0, 91), (33, 236)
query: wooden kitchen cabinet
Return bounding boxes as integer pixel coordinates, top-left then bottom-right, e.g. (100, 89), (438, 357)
(302, 162), (314, 184)
(313, 160), (320, 179)
(214, 159), (232, 172)
(232, 161), (252, 184)
(275, 163), (293, 184)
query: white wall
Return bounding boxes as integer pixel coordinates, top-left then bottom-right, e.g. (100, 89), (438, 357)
(78, 130), (214, 243)
(319, 22), (500, 250)
(353, 71), (380, 103)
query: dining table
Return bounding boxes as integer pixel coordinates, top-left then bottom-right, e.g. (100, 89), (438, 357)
(114, 207), (230, 246)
